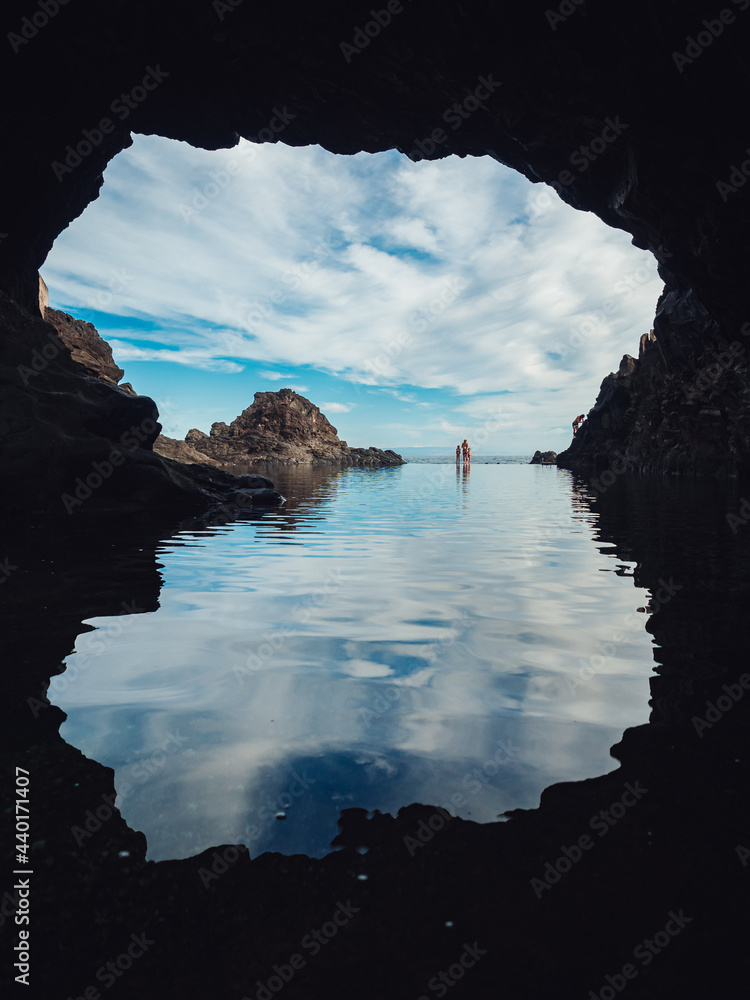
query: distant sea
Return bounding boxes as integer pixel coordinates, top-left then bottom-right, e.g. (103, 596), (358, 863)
(403, 454), (532, 465)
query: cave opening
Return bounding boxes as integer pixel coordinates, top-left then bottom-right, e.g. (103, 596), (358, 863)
(34, 132), (668, 865)
(41, 134), (662, 458)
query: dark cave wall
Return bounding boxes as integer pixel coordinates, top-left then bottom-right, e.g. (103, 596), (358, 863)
(2, 0), (750, 478)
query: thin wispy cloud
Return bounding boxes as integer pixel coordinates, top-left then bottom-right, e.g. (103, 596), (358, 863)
(109, 341), (244, 374)
(321, 402), (355, 414)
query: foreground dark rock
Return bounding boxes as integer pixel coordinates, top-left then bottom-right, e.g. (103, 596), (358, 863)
(2, 474), (748, 997)
(558, 283), (750, 475)
(0, 291), (282, 517)
(160, 388), (404, 468)
(530, 450), (557, 465)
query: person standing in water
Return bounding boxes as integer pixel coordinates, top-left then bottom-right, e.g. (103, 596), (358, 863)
(461, 439), (469, 462)
(456, 444), (461, 463)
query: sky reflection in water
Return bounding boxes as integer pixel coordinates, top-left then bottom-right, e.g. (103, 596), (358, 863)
(56, 464), (656, 861)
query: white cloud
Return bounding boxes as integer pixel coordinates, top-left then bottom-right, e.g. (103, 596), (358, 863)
(42, 135), (663, 449)
(321, 402), (355, 413)
(109, 341), (244, 374)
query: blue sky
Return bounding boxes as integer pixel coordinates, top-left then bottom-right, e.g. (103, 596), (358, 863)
(42, 135), (663, 454)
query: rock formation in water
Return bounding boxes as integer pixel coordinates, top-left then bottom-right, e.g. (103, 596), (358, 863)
(529, 450), (557, 465)
(156, 388), (405, 467)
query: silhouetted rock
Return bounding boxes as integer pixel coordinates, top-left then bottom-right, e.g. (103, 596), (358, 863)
(176, 388), (404, 467)
(530, 450), (557, 465)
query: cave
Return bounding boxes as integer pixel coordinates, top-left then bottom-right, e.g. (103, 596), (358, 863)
(2, 2), (750, 997)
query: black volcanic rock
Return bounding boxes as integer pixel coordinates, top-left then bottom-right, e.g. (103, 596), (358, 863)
(2, 1), (750, 479)
(530, 450), (557, 465)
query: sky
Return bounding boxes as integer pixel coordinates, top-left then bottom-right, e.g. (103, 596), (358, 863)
(42, 134), (664, 455)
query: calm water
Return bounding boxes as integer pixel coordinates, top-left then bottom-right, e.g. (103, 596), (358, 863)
(54, 463), (658, 861)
